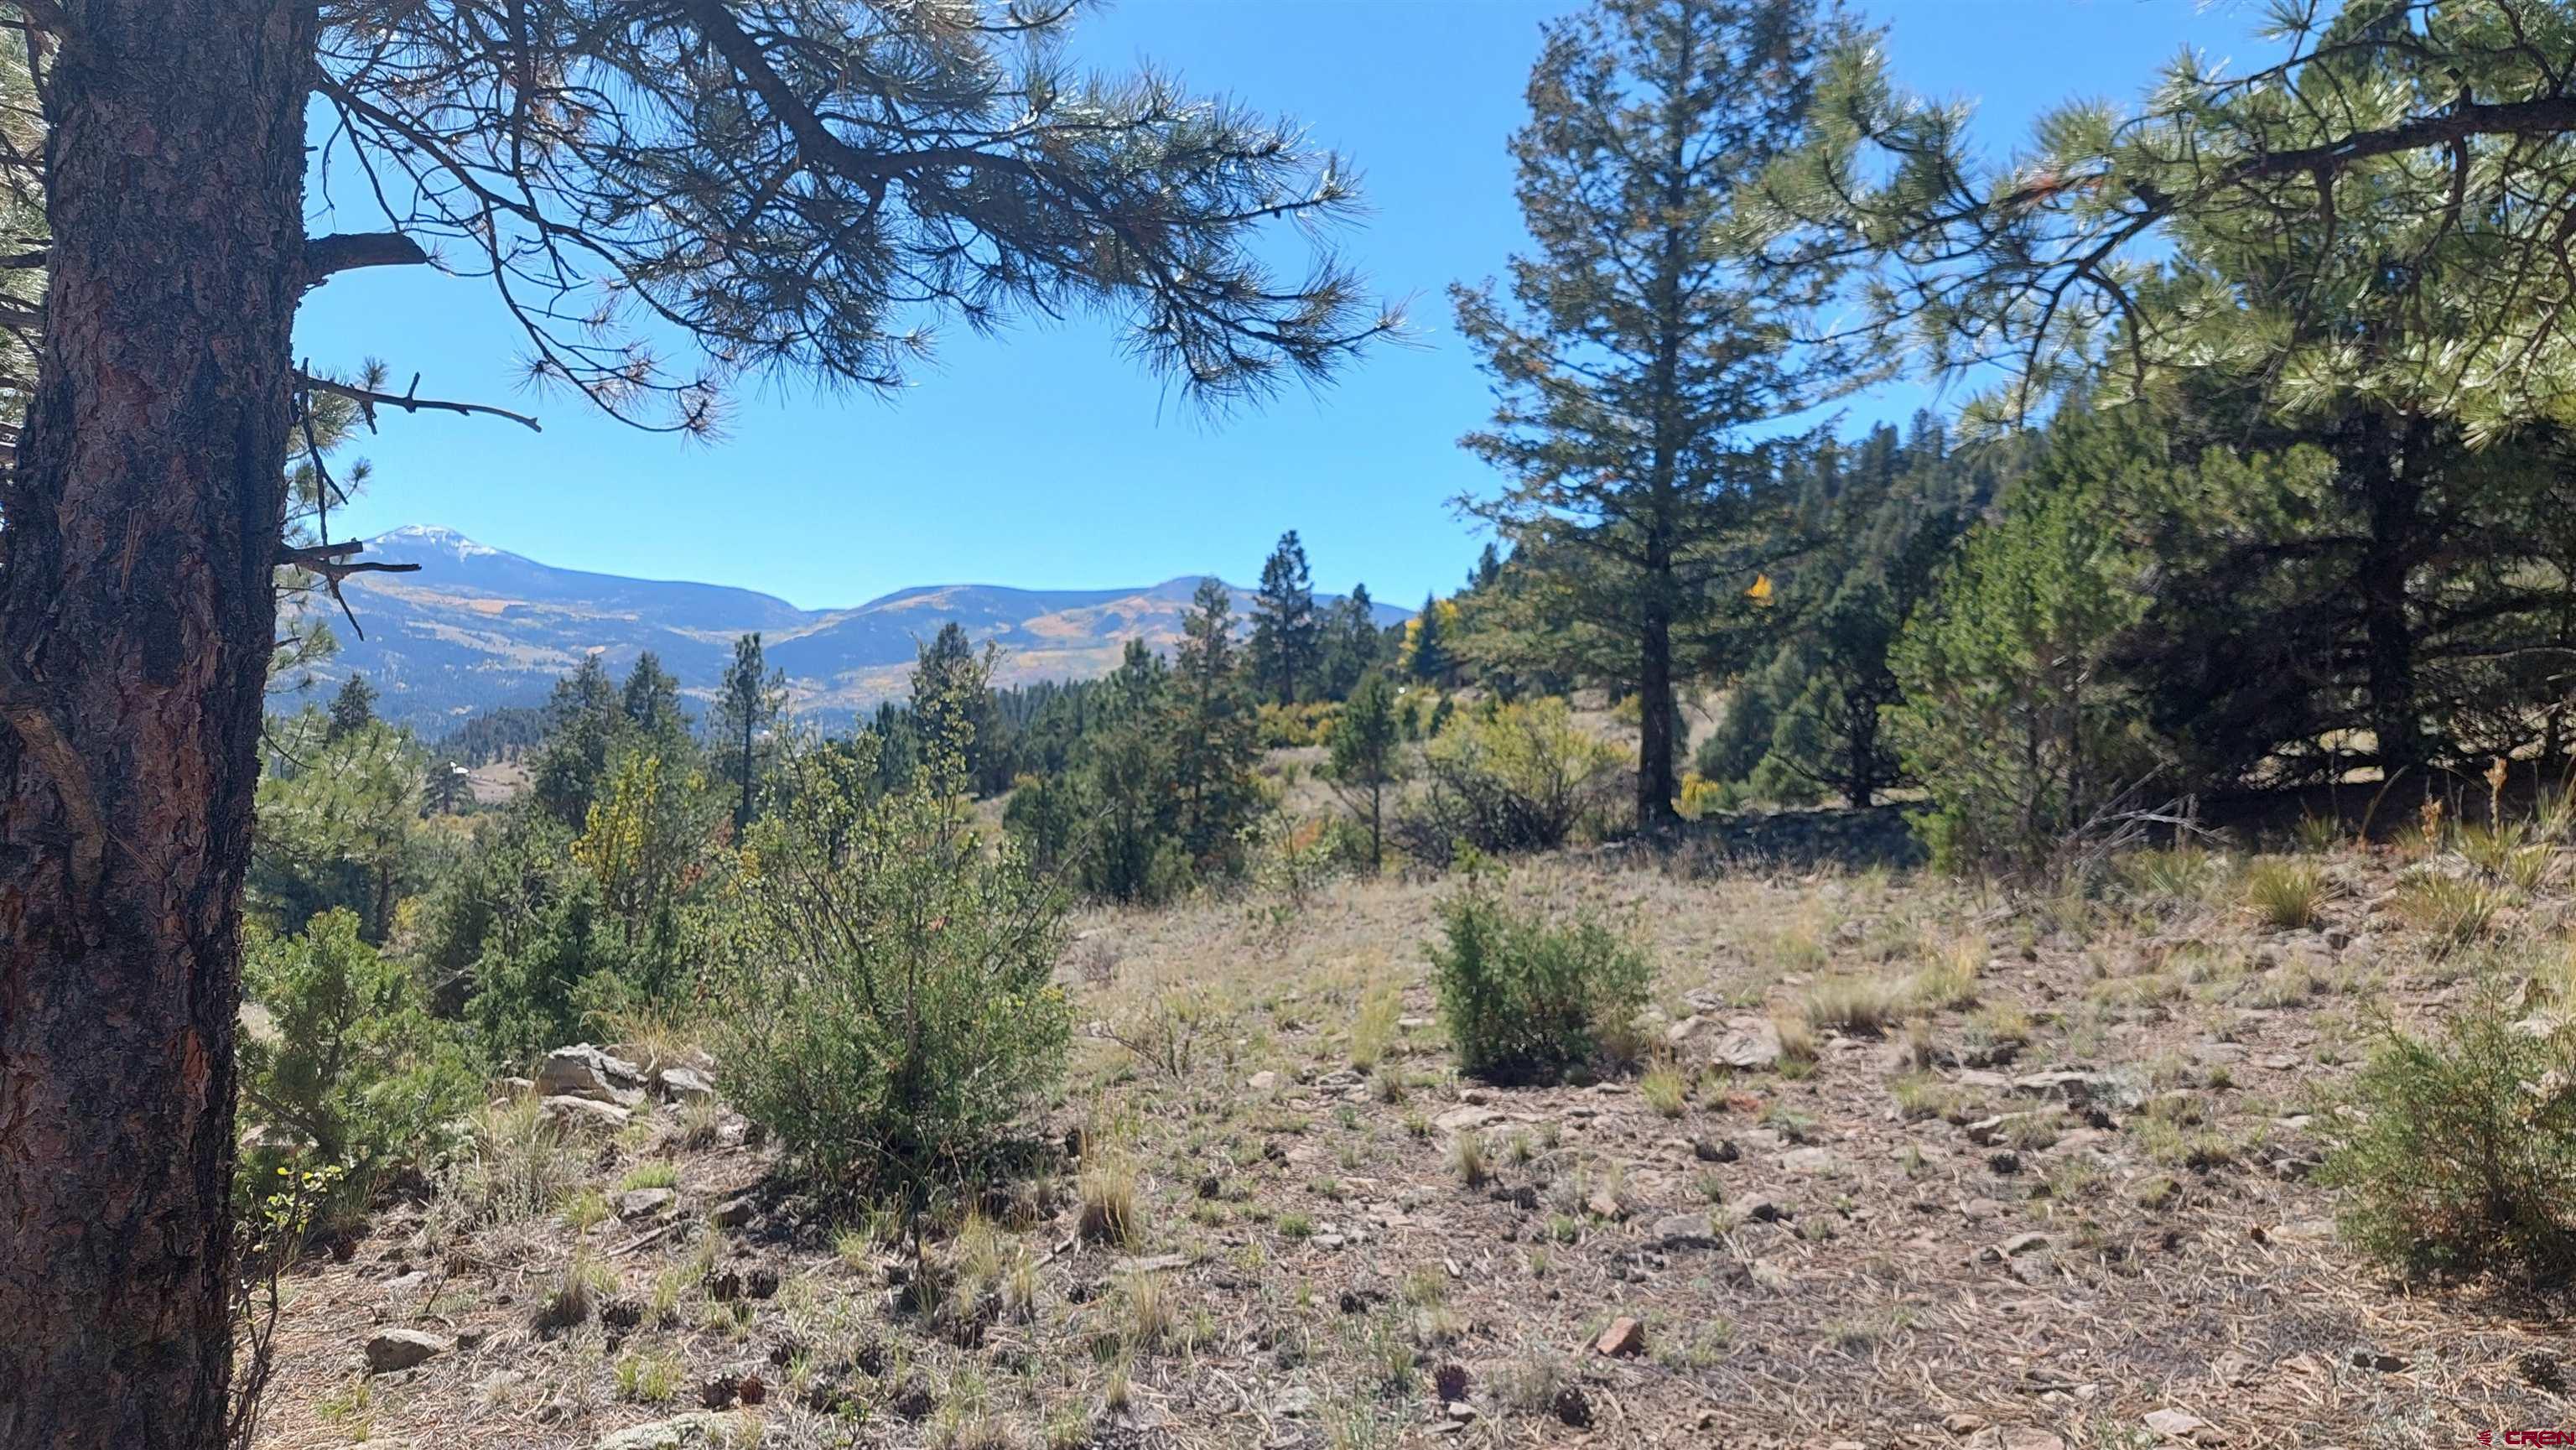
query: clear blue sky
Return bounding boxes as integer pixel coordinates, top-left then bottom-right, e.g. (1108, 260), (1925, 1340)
(298, 0), (2261, 611)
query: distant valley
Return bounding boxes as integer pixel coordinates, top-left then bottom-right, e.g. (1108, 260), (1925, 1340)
(277, 527), (1410, 731)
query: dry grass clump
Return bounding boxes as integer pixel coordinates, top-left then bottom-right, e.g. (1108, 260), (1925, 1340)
(432, 1095), (581, 1231)
(1801, 974), (1911, 1037)
(535, 1246), (615, 1331)
(1349, 983), (1402, 1071)
(1450, 1130), (1491, 1188)
(2241, 856), (2330, 931)
(1908, 938), (1981, 1011)
(1077, 1156), (1142, 1247)
(2397, 872), (2512, 951)
(1639, 1061), (1689, 1117)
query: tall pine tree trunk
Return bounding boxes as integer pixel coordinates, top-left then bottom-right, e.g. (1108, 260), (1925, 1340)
(1636, 565), (1680, 831)
(0, 1), (309, 1444)
(2350, 410), (2428, 783)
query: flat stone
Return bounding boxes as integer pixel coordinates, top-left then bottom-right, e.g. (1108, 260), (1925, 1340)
(1593, 1316), (1644, 1357)
(616, 1188), (676, 1219)
(538, 1043), (646, 1107)
(1434, 1105), (1504, 1132)
(1650, 1212), (1717, 1247)
(541, 1094), (632, 1130)
(1780, 1146), (1843, 1175)
(655, 1066), (716, 1103)
(1111, 1253), (1191, 1276)
(595, 1413), (761, 1450)
(1707, 1019), (1783, 1069)
(2013, 1071), (2114, 1101)
(710, 1195), (757, 1229)
(364, 1328), (450, 1374)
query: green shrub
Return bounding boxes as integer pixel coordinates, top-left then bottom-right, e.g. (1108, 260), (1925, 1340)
(1394, 698), (1625, 865)
(237, 908), (476, 1213)
(2318, 1001), (2576, 1277)
(717, 748), (1073, 1214)
(1426, 874), (1651, 1084)
(1886, 412), (2164, 873)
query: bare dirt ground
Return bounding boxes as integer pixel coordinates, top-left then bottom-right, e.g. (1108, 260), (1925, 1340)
(252, 834), (2567, 1450)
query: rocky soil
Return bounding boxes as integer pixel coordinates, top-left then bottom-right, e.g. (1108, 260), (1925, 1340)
(253, 843), (2565, 1449)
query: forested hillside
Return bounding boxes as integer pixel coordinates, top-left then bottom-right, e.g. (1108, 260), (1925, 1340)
(282, 527), (1406, 730)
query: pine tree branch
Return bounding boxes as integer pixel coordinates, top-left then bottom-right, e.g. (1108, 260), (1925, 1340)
(303, 231), (431, 285)
(296, 371), (541, 432)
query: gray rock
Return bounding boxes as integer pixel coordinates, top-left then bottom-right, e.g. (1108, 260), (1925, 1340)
(537, 1043), (646, 1107)
(655, 1065), (716, 1104)
(541, 1094), (633, 1131)
(1650, 1212), (1718, 1247)
(1111, 1253), (1191, 1275)
(595, 1413), (761, 1450)
(1708, 1018), (1784, 1070)
(1779, 1146), (1843, 1176)
(364, 1328), (450, 1374)
(616, 1188), (676, 1219)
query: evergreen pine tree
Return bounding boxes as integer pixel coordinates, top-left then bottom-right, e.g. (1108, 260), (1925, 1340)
(325, 673), (379, 742)
(911, 622), (1003, 794)
(1452, 0), (1856, 829)
(1408, 594), (1452, 685)
(1327, 671), (1405, 869)
(1249, 530), (1322, 704)
(620, 652), (688, 743)
(1320, 583), (1385, 699)
(1167, 579), (1263, 872)
(711, 634), (787, 835)
(530, 656), (622, 829)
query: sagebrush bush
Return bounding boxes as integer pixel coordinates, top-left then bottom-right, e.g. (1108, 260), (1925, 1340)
(2318, 1002), (2576, 1277)
(237, 908), (476, 1215)
(716, 748), (1072, 1214)
(1426, 875), (1651, 1083)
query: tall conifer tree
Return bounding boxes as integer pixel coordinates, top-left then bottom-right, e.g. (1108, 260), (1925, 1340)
(1249, 531), (1322, 704)
(1453, 0), (1855, 829)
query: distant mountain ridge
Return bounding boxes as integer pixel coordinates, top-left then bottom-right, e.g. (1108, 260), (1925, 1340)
(278, 526), (1408, 730)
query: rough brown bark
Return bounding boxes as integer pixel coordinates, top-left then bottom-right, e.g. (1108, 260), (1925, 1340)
(0, 1), (311, 1445)
(2348, 408), (2429, 782)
